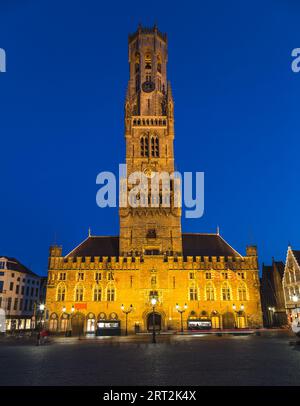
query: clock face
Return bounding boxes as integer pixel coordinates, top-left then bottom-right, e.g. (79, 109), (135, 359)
(143, 167), (155, 178)
(142, 81), (155, 93)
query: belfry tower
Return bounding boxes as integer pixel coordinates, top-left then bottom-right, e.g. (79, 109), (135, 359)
(119, 25), (182, 257)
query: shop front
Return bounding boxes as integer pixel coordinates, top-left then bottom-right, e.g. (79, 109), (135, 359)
(96, 312), (121, 336)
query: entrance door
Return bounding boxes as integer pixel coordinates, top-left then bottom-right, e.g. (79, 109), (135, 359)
(147, 312), (162, 331)
(71, 313), (85, 336)
(237, 316), (246, 329)
(211, 316), (220, 329)
(222, 312), (235, 329)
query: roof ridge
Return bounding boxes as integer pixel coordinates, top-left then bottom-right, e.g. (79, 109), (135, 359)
(182, 232), (218, 236)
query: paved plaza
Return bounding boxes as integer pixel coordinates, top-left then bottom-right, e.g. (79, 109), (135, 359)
(0, 331), (299, 386)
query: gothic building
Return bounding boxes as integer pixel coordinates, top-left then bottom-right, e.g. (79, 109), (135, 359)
(283, 246), (300, 325)
(45, 26), (263, 335)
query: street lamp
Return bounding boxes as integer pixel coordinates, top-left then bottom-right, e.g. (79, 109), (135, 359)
(176, 303), (188, 334)
(268, 306), (275, 327)
(292, 294), (298, 305)
(62, 306), (73, 337)
(150, 297), (157, 344)
(121, 304), (133, 336)
(39, 303), (45, 330)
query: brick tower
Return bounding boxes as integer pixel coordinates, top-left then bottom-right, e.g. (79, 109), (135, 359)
(119, 25), (182, 256)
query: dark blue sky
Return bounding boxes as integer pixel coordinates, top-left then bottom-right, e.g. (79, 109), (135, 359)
(0, 0), (299, 275)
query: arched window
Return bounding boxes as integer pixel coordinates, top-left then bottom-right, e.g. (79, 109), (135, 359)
(60, 315), (68, 332)
(205, 283), (215, 301)
(151, 136), (159, 157)
(75, 284), (84, 302)
(221, 282), (231, 301)
(93, 286), (102, 302)
(237, 283), (247, 301)
(141, 136), (149, 157)
(57, 283), (66, 302)
(49, 313), (58, 331)
(107, 285), (115, 302)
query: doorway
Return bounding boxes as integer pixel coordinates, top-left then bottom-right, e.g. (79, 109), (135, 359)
(71, 313), (85, 336)
(147, 312), (162, 331)
(222, 312), (235, 329)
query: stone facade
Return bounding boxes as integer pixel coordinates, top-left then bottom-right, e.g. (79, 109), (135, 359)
(45, 25), (263, 334)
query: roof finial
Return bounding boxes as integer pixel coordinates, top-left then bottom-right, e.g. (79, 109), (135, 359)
(217, 225), (220, 235)
(88, 227), (91, 237)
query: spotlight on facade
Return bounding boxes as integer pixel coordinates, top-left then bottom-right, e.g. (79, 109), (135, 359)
(62, 306), (66, 313)
(39, 304), (45, 311)
(292, 294), (298, 303)
(232, 304), (236, 311)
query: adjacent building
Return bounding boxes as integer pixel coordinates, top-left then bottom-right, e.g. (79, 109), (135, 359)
(45, 25), (263, 336)
(260, 260), (287, 327)
(283, 247), (300, 325)
(0, 256), (46, 331)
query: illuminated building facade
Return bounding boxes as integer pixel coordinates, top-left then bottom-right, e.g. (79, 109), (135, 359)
(45, 26), (263, 335)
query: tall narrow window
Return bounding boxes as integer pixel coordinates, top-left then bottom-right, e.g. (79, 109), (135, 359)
(157, 54), (162, 73)
(221, 282), (231, 301)
(141, 136), (149, 157)
(93, 286), (102, 301)
(75, 285), (84, 302)
(237, 284), (247, 301)
(145, 52), (152, 70)
(135, 74), (140, 92)
(151, 136), (159, 157)
(135, 52), (140, 73)
(189, 284), (198, 301)
(57, 284), (66, 302)
(205, 283), (215, 301)
(107, 286), (115, 302)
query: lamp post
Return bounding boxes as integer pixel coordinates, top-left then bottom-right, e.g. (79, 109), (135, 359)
(121, 304), (133, 336)
(150, 297), (157, 344)
(176, 303), (187, 334)
(268, 306), (275, 327)
(63, 305), (75, 337)
(39, 303), (45, 331)
(232, 304), (237, 328)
